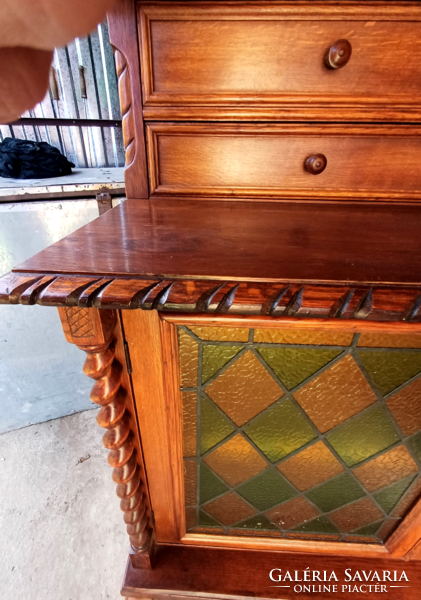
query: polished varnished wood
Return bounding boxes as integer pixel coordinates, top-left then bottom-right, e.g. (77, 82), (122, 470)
(146, 124), (421, 200)
(121, 310), (185, 542)
(108, 0), (149, 198)
(4, 272), (421, 322)
(122, 545), (421, 600)
(4, 2), (421, 597)
(7, 199), (421, 285)
(57, 307), (156, 567)
(139, 1), (421, 122)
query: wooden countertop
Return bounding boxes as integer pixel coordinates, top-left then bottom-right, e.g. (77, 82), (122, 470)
(1, 198), (421, 320)
(12, 198), (421, 285)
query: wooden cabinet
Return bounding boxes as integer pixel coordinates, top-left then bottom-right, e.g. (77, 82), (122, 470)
(2, 1), (421, 599)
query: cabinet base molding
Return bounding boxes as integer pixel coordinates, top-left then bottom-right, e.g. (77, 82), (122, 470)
(122, 544), (421, 600)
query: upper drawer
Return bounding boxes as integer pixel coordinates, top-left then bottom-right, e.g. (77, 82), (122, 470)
(138, 2), (421, 121)
(146, 123), (421, 201)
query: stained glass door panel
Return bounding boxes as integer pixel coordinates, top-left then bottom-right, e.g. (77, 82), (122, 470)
(178, 325), (421, 544)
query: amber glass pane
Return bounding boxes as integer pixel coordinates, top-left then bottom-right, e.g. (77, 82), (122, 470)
(178, 324), (421, 544)
(358, 333), (421, 349)
(255, 329), (353, 345)
(203, 434), (268, 487)
(352, 445), (418, 492)
(386, 378), (421, 435)
(202, 492), (256, 526)
(206, 350), (282, 426)
(266, 497), (319, 530)
(178, 329), (199, 387)
(184, 459), (197, 506)
(278, 441), (343, 491)
(294, 355), (377, 433)
(188, 326), (249, 342)
(182, 391), (197, 458)
(328, 497), (383, 533)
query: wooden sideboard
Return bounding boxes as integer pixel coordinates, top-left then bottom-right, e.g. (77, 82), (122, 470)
(2, 2), (421, 599)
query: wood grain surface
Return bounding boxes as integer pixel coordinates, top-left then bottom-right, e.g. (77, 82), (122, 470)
(146, 124), (421, 200)
(122, 544), (421, 600)
(139, 1), (421, 122)
(9, 199), (421, 285)
(108, 0), (149, 198)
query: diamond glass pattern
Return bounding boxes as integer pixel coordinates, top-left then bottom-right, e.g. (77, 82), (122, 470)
(352, 445), (418, 492)
(278, 440), (343, 491)
(205, 350), (282, 426)
(203, 433), (268, 487)
(244, 399), (317, 462)
(202, 345), (243, 383)
(257, 347), (342, 390)
(357, 350), (421, 395)
(178, 325), (421, 544)
(202, 491), (257, 526)
(294, 355), (377, 433)
(237, 469), (297, 511)
(200, 396), (235, 454)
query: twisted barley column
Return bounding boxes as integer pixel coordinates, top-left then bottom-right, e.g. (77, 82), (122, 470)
(81, 340), (152, 553)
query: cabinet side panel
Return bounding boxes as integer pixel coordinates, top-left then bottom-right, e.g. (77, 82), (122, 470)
(122, 309), (184, 541)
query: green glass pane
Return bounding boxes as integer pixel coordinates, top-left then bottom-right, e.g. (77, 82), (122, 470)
(326, 405), (400, 467)
(257, 347), (342, 390)
(352, 521), (382, 536)
(244, 399), (317, 462)
(235, 515), (279, 530)
(374, 474), (417, 514)
(408, 431), (421, 463)
(202, 345), (243, 384)
(357, 350), (421, 396)
(237, 469), (297, 511)
(199, 510), (220, 527)
(293, 516), (339, 534)
(305, 473), (365, 512)
(200, 396), (235, 455)
(200, 463), (229, 504)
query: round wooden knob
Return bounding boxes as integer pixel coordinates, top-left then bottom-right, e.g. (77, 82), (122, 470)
(325, 39), (352, 69)
(305, 154), (327, 175)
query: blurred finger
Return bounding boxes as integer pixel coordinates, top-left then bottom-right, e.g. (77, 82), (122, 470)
(0, 47), (53, 124)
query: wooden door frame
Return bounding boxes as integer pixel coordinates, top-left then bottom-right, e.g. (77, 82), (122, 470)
(122, 310), (421, 561)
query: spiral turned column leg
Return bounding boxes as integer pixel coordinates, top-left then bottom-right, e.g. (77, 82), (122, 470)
(57, 307), (155, 568)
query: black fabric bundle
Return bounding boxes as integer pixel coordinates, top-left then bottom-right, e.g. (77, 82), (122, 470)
(0, 137), (75, 179)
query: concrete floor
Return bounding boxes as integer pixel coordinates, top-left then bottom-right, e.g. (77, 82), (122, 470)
(0, 409), (128, 599)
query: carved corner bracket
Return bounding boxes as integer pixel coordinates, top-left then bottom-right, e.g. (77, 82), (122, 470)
(57, 306), (155, 568)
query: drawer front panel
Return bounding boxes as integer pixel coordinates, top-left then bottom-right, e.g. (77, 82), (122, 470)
(139, 2), (421, 121)
(146, 124), (421, 200)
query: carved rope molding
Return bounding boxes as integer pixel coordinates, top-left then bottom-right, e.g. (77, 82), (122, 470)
(57, 307), (154, 560)
(2, 271), (421, 322)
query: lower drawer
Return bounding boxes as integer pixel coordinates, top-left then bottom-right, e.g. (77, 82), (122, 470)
(146, 124), (421, 201)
